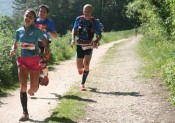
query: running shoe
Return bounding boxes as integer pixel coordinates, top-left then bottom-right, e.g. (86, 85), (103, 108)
(43, 76), (49, 86)
(81, 86), (86, 91)
(78, 69), (83, 75)
(39, 76), (49, 86)
(39, 76), (44, 85)
(19, 112), (29, 121)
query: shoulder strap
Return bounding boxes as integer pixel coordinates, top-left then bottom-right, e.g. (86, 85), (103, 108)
(79, 15), (95, 21)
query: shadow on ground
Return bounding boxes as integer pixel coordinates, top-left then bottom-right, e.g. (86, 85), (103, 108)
(0, 91), (13, 98)
(45, 116), (76, 123)
(88, 88), (143, 97)
(62, 95), (97, 103)
(0, 101), (6, 107)
(28, 119), (46, 123)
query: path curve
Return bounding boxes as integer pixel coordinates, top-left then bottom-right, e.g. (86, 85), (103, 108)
(79, 35), (175, 123)
(0, 37), (126, 123)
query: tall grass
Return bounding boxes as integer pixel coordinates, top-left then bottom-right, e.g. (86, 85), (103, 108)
(101, 29), (135, 44)
(138, 36), (175, 104)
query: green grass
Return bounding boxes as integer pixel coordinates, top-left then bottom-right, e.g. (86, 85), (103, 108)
(138, 35), (175, 104)
(0, 83), (19, 97)
(46, 84), (89, 123)
(101, 29), (135, 44)
(138, 37), (175, 77)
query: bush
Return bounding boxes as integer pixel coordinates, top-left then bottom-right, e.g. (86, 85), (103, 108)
(49, 32), (75, 64)
(0, 16), (18, 88)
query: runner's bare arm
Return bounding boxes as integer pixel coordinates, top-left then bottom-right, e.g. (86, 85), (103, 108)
(48, 31), (57, 39)
(93, 34), (102, 48)
(10, 41), (18, 58)
(71, 28), (77, 47)
(42, 38), (49, 56)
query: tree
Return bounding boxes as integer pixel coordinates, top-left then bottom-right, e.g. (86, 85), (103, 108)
(12, 0), (137, 34)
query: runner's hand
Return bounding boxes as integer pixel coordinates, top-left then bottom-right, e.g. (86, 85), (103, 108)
(93, 42), (98, 49)
(70, 40), (75, 48)
(9, 50), (15, 58)
(39, 58), (47, 68)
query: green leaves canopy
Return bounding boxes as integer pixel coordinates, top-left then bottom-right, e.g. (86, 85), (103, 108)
(12, 0), (137, 34)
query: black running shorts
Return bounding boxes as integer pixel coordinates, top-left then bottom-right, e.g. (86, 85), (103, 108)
(76, 45), (93, 58)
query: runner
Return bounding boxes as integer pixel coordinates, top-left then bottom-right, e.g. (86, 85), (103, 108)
(35, 5), (57, 86)
(9, 9), (49, 121)
(71, 4), (102, 91)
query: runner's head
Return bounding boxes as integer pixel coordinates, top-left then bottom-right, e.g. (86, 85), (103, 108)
(83, 4), (93, 19)
(23, 9), (37, 27)
(38, 5), (49, 20)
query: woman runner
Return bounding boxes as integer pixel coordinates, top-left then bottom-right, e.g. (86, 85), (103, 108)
(9, 9), (49, 121)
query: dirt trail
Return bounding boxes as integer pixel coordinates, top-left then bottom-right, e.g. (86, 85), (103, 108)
(0, 38), (125, 123)
(1, 36), (175, 123)
(79, 36), (175, 123)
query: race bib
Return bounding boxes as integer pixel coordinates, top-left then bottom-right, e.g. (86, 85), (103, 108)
(78, 44), (93, 50)
(20, 42), (35, 50)
(81, 45), (93, 50)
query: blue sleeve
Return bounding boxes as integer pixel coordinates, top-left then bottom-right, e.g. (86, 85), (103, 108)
(73, 17), (80, 30)
(15, 30), (19, 42)
(47, 20), (56, 32)
(94, 20), (102, 35)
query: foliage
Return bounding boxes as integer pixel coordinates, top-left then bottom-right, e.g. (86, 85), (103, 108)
(0, 16), (18, 88)
(126, 0), (175, 104)
(49, 32), (75, 64)
(12, 0), (137, 35)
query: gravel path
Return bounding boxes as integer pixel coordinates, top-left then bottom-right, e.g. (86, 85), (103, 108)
(1, 36), (175, 123)
(78, 35), (175, 123)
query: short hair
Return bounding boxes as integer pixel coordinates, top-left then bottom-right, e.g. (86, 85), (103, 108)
(83, 4), (93, 11)
(25, 9), (37, 18)
(39, 5), (49, 13)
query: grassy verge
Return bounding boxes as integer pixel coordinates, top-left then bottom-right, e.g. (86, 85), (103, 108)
(46, 84), (89, 123)
(100, 29), (135, 44)
(46, 30), (135, 122)
(138, 36), (175, 104)
(0, 83), (19, 97)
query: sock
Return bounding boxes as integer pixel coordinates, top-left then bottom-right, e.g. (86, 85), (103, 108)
(20, 91), (28, 114)
(43, 67), (48, 77)
(81, 70), (89, 85)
